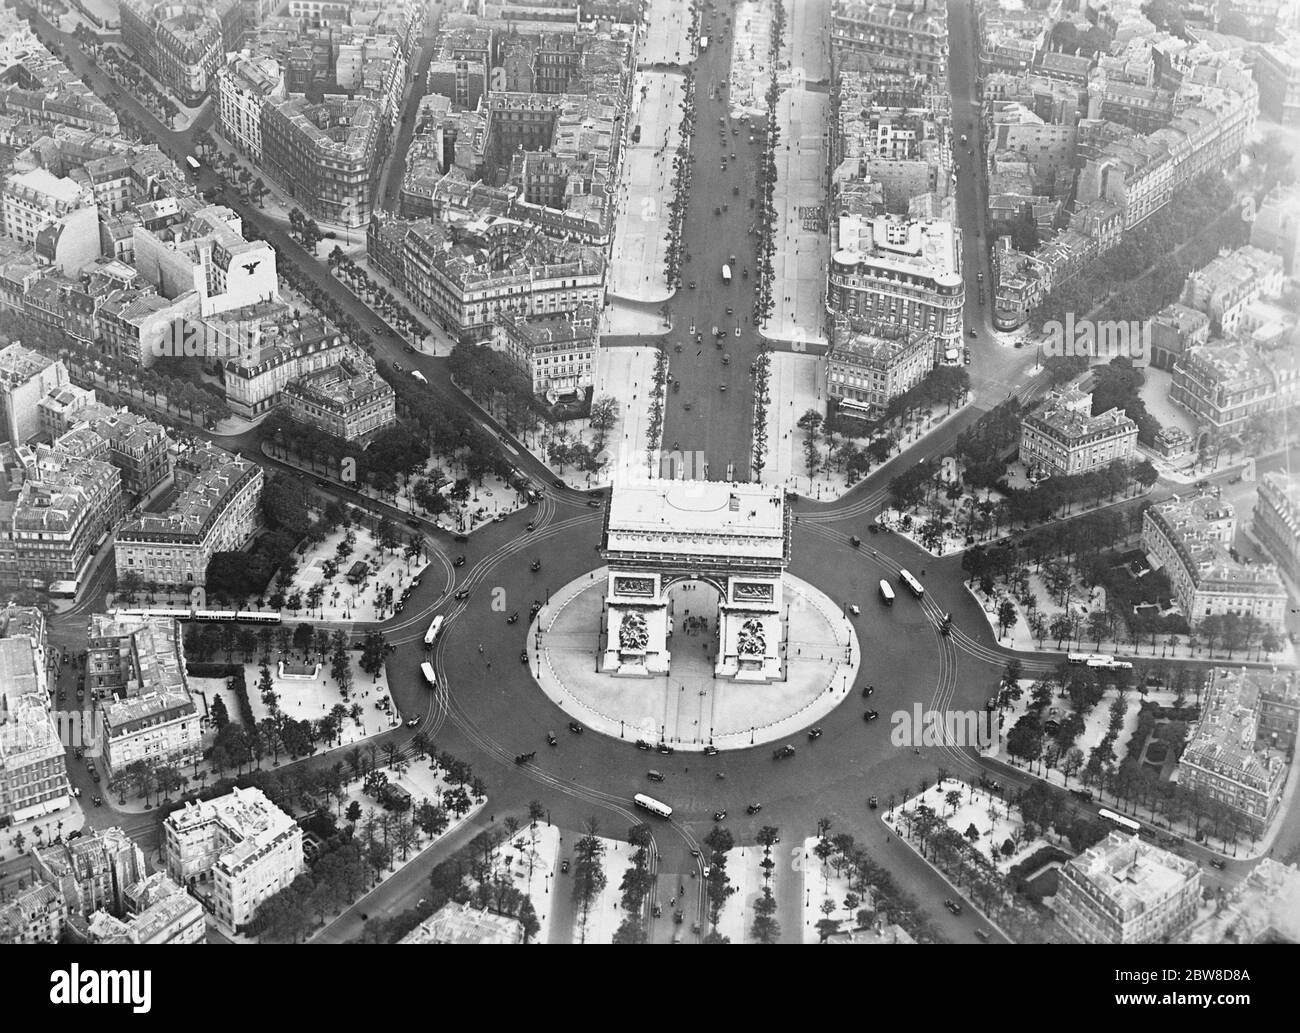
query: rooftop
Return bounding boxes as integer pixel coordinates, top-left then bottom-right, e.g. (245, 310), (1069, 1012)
(604, 480), (788, 562)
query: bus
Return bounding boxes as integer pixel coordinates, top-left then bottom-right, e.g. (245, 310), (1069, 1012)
(420, 661), (437, 687)
(699, 35), (709, 50)
(722, 264), (732, 284)
(1087, 658), (1133, 671)
(879, 579), (895, 605)
(898, 569), (924, 598)
(185, 155), (200, 172)
(1098, 808), (1140, 833)
(633, 793), (673, 818)
(411, 370), (428, 384)
(1067, 652), (1113, 665)
(424, 615), (444, 647)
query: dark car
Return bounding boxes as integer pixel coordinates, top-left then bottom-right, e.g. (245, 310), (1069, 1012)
(547, 731), (558, 746)
(553, 479), (566, 488)
(405, 518), (421, 529)
(68, 829), (84, 840)
(746, 804), (762, 815)
(944, 899), (963, 915)
(506, 612), (519, 624)
(561, 859), (570, 874)
(974, 929), (990, 942)
(92, 795), (102, 806)
(371, 323), (386, 333)
(773, 744), (795, 759)
(529, 602), (543, 618)
(519, 650), (528, 664)
(393, 362), (403, 372)
(1069, 789), (1093, 802)
(867, 796), (878, 809)
(713, 810), (727, 821)
(635, 739), (652, 750)
(1208, 858), (1227, 871)
(530, 559), (541, 571)
(864, 710), (880, 722)
(587, 500), (601, 508)
(807, 728), (822, 739)
(862, 685), (874, 697)
(315, 479), (330, 489)
(568, 722), (584, 734)
(526, 522), (535, 532)
(657, 743), (674, 755)
(453, 555), (466, 567)
(849, 535), (861, 547)
(454, 588), (470, 600)
(868, 523), (879, 534)
(702, 745), (719, 756)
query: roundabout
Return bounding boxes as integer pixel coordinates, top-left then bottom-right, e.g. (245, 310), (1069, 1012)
(531, 566), (860, 750)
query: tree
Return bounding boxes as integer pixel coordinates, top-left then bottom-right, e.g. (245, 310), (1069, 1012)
(997, 599), (1018, 638)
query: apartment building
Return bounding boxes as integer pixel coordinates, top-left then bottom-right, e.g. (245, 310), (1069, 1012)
(73, 872), (206, 944)
(1053, 833), (1201, 944)
(1253, 38), (1300, 126)
(1148, 302), (1211, 372)
(0, 883), (67, 944)
(281, 352), (396, 443)
(216, 52), (287, 162)
(1179, 246), (1284, 336)
(827, 213), (964, 360)
(1019, 386), (1138, 478)
(1250, 183), (1300, 275)
(164, 786), (304, 933)
(86, 612), (188, 702)
(1170, 341), (1281, 436)
(399, 900), (523, 944)
(0, 343), (69, 445)
(824, 319), (935, 420)
(34, 827), (148, 918)
(102, 683), (202, 774)
(831, 0), (948, 78)
(0, 637), (66, 826)
(0, 442), (124, 591)
(260, 95), (383, 228)
(114, 441), (263, 589)
(490, 308), (599, 397)
(1143, 494), (1288, 630)
(1175, 668), (1294, 836)
(217, 304), (351, 417)
(120, 0), (244, 106)
(1253, 472), (1300, 586)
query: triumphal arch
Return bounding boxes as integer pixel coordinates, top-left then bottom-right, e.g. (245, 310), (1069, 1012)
(598, 479), (791, 682)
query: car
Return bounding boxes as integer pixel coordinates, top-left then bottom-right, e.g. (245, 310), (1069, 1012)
(849, 535), (861, 547)
(406, 517), (421, 529)
(864, 710), (880, 721)
(547, 731), (558, 746)
(986, 697), (997, 710)
(529, 602), (543, 618)
(91, 771), (101, 783)
(519, 650), (529, 663)
(689, 281), (697, 289)
(867, 795), (878, 809)
(807, 728), (822, 740)
(553, 478), (566, 488)
(530, 559), (541, 571)
(1208, 858), (1227, 871)
(635, 739), (652, 750)
(862, 685), (874, 696)
(74, 747), (83, 759)
(647, 770), (666, 783)
(454, 588), (470, 600)
(371, 323), (386, 333)
(72, 787), (82, 798)
(690, 848), (701, 858)
(968, 328), (977, 337)
(702, 866), (712, 878)
(68, 829), (84, 840)
(848, 604), (860, 616)
(725, 306), (733, 315)
(1069, 789), (1092, 802)
(561, 859), (570, 874)
(393, 362), (403, 372)
(587, 500), (601, 507)
(746, 804), (762, 815)
(944, 899), (963, 915)
(406, 717), (420, 728)
(403, 344), (416, 354)
(703, 745), (719, 756)
(506, 612), (519, 624)
(773, 744), (795, 759)
(411, 576), (422, 587)
(568, 721), (584, 734)
(453, 555), (466, 567)
(713, 810), (727, 821)
(92, 795), (102, 807)
(974, 929), (990, 942)
(657, 743), (674, 755)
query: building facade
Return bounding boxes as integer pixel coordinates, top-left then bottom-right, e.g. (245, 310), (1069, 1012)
(1019, 386), (1138, 478)
(1253, 471), (1300, 586)
(824, 320), (935, 419)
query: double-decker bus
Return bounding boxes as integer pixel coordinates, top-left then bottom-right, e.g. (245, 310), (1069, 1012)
(1098, 808), (1141, 833)
(420, 661), (437, 687)
(424, 615), (444, 647)
(633, 793), (673, 818)
(898, 569), (924, 598)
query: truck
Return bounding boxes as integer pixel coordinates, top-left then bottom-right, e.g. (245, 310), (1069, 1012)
(699, 35), (709, 50)
(722, 264), (732, 284)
